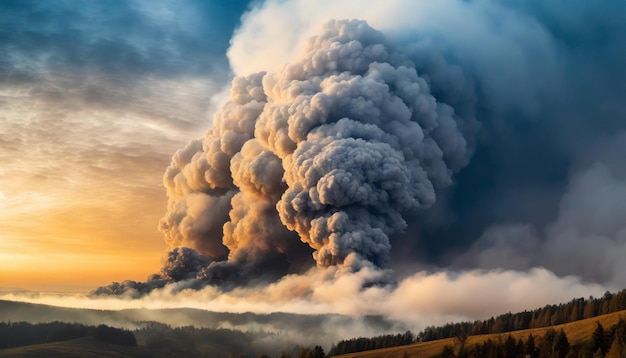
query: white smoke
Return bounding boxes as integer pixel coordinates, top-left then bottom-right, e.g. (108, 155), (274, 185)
(4, 267), (610, 332)
(228, 0), (559, 117)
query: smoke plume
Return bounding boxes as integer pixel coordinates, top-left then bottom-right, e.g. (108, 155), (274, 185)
(88, 1), (626, 328)
(143, 19), (476, 287)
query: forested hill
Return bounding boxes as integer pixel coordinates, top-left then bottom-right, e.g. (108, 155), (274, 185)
(334, 312), (626, 358)
(418, 289), (626, 342)
(329, 289), (626, 356)
(0, 321), (136, 349)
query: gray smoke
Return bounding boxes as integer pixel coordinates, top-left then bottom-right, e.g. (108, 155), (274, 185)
(151, 19), (476, 287)
(456, 159), (626, 288)
(92, 247), (212, 297)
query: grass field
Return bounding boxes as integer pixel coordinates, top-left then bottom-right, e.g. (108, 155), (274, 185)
(336, 309), (626, 358)
(0, 337), (174, 358)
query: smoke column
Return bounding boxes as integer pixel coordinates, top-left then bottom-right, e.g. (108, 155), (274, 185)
(151, 19), (475, 286)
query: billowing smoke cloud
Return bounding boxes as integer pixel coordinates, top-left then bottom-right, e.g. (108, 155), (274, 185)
(152, 19), (475, 286)
(220, 0), (626, 288)
(88, 0), (626, 332)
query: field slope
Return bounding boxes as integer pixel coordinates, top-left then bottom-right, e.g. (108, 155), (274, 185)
(335, 309), (626, 358)
(0, 337), (175, 358)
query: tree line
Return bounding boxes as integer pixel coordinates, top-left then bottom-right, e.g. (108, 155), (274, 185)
(323, 289), (626, 356)
(262, 345), (325, 358)
(432, 318), (626, 358)
(0, 321), (136, 348)
(327, 330), (415, 356)
(419, 289), (626, 342)
(134, 321), (274, 354)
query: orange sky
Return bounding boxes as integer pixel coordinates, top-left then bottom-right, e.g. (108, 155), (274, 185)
(0, 0), (249, 293)
(0, 173), (169, 292)
(0, 81), (222, 292)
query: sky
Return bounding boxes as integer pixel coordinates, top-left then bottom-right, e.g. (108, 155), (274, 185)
(0, 0), (250, 290)
(2, 0), (626, 331)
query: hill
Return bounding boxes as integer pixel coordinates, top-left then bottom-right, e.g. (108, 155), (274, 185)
(0, 299), (398, 356)
(0, 299), (396, 341)
(0, 336), (174, 358)
(335, 309), (626, 357)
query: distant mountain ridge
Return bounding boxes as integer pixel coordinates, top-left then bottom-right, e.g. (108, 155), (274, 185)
(0, 299), (395, 331)
(0, 298), (399, 354)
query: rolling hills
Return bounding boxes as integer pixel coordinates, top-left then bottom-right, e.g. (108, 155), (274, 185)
(335, 309), (626, 357)
(2, 294), (626, 357)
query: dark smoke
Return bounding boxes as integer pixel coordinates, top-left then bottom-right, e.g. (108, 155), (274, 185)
(161, 19), (474, 282)
(92, 247), (210, 297)
(401, 0), (626, 286)
(96, 18), (476, 294)
(96, 0), (626, 298)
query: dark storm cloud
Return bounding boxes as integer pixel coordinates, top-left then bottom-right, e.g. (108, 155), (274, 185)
(455, 143), (626, 287)
(393, 1), (626, 275)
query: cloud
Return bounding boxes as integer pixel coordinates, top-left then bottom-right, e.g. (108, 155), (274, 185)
(458, 158), (626, 288)
(153, 18), (478, 288)
(3, 266), (611, 333)
(0, 1), (250, 287)
(0, 0), (249, 190)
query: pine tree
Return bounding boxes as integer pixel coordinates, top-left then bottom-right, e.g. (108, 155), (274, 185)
(614, 318), (626, 345)
(516, 338), (525, 358)
(525, 333), (539, 358)
(592, 322), (609, 355)
(504, 334), (517, 358)
(440, 345), (455, 358)
(311, 345), (325, 358)
(606, 335), (625, 358)
(554, 329), (570, 358)
(539, 329), (556, 357)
